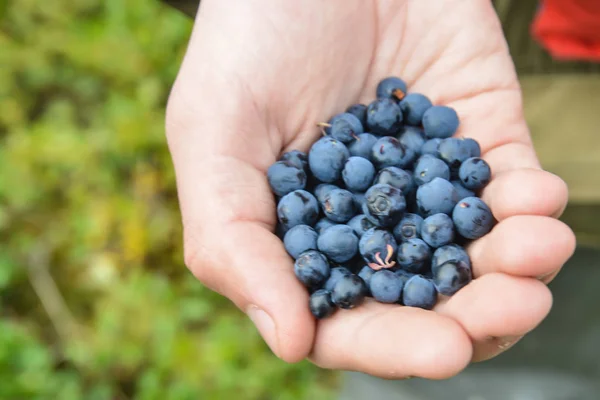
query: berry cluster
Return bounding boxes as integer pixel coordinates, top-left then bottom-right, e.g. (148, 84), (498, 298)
(267, 77), (495, 319)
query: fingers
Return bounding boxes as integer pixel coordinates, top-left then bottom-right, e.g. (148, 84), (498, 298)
(468, 215), (576, 279)
(310, 301), (472, 380)
(481, 168), (569, 220)
(435, 273), (552, 341)
(186, 220), (315, 362)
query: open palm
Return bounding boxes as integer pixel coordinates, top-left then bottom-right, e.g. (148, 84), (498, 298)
(166, 0), (575, 379)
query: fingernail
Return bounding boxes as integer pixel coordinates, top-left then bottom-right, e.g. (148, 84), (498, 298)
(246, 305), (280, 357)
(536, 270), (556, 283)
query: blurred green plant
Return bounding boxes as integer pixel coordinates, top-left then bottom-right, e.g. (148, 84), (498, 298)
(0, 0), (336, 398)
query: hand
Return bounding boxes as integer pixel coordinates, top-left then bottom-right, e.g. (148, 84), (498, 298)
(166, 0), (575, 379)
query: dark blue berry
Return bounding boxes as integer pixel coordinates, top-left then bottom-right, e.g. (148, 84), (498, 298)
(376, 76), (408, 101)
(279, 150), (308, 170)
(463, 138), (481, 157)
(267, 161), (306, 197)
(402, 275), (437, 309)
(451, 180), (476, 201)
(413, 154), (451, 186)
(308, 137), (350, 183)
(309, 289), (337, 319)
(420, 138), (443, 158)
(421, 213), (455, 248)
(342, 157), (376, 192)
(294, 250), (330, 289)
(363, 183), (406, 228)
(314, 183), (338, 204)
(347, 133), (378, 160)
(277, 190), (319, 230)
(370, 270), (404, 303)
(358, 228), (398, 268)
(433, 260), (472, 296)
(331, 274), (367, 309)
(366, 98), (403, 136)
(397, 238), (431, 274)
(314, 217), (337, 234)
(458, 157), (492, 190)
(317, 224), (359, 263)
(431, 244), (471, 276)
(422, 105), (459, 139)
(358, 265), (376, 292)
(321, 188), (357, 223)
(346, 103), (368, 126)
(398, 126), (427, 156)
(329, 112), (364, 143)
(452, 197), (495, 239)
(348, 214), (376, 238)
(395, 269), (414, 285)
(438, 138), (472, 177)
(392, 213), (424, 243)
(352, 192), (366, 210)
(416, 177), (459, 217)
(324, 266), (352, 291)
(283, 225), (318, 259)
(374, 167), (414, 197)
(371, 136), (415, 169)
(399, 93), (432, 125)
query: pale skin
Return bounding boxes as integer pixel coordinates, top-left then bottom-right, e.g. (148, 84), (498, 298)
(166, 0), (576, 379)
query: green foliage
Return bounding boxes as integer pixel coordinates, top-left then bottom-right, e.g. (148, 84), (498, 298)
(0, 1), (336, 398)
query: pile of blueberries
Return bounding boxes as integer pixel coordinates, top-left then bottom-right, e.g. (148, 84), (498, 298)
(267, 77), (495, 319)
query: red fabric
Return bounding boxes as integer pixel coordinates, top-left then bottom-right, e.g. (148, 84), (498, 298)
(532, 0), (600, 62)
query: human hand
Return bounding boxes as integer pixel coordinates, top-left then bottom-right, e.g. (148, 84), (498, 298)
(166, 0), (575, 379)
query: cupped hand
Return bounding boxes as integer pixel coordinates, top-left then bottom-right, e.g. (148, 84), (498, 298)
(166, 0), (575, 379)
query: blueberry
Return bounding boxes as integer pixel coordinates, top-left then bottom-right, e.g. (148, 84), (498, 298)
(358, 265), (376, 291)
(267, 161), (307, 197)
(324, 266), (352, 291)
(438, 138), (472, 177)
(399, 93), (433, 125)
(433, 260), (472, 296)
(413, 154), (451, 186)
(416, 177), (459, 216)
(279, 150), (308, 170)
(283, 225), (318, 259)
(358, 228), (398, 269)
(347, 133), (377, 160)
(331, 274), (367, 309)
(431, 244), (471, 275)
(308, 137), (350, 183)
(451, 180), (476, 201)
(373, 167), (414, 197)
(395, 269), (414, 285)
(421, 213), (455, 248)
(370, 136), (415, 170)
(370, 270), (404, 303)
(317, 224), (359, 263)
(366, 98), (404, 136)
(314, 183), (338, 204)
(463, 138), (481, 157)
(294, 250), (330, 289)
(398, 126), (427, 156)
(422, 105), (459, 139)
(363, 184), (406, 227)
(376, 76), (408, 101)
(277, 190), (319, 230)
(352, 192), (366, 210)
(321, 188), (357, 223)
(392, 213), (424, 243)
(458, 157), (492, 190)
(397, 238), (431, 274)
(420, 138), (443, 157)
(329, 112), (364, 143)
(314, 217), (337, 234)
(346, 103), (368, 126)
(347, 214), (376, 238)
(402, 275), (437, 309)
(309, 289), (337, 319)
(452, 197), (495, 239)
(342, 157), (376, 192)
